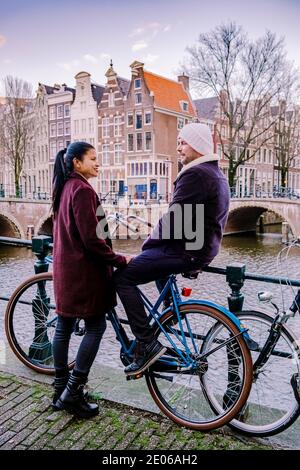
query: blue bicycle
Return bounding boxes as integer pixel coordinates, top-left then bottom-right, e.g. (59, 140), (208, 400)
(5, 270), (253, 431)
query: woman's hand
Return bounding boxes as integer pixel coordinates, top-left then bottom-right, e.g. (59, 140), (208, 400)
(125, 255), (134, 264)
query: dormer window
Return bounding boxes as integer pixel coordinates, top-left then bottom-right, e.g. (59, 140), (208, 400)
(180, 101), (188, 112)
(134, 78), (141, 89)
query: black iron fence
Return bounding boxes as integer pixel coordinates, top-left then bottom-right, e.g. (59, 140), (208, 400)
(1, 235), (300, 314)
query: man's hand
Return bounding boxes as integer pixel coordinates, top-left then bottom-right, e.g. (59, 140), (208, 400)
(125, 255), (134, 264)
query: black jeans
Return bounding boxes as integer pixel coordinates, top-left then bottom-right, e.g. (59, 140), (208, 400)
(53, 314), (107, 377)
(114, 247), (198, 343)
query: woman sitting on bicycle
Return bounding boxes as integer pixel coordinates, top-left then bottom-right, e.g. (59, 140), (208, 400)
(52, 141), (130, 419)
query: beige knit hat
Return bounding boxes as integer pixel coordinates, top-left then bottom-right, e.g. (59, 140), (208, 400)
(178, 123), (213, 155)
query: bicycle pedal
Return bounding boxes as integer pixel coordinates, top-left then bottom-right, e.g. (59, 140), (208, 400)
(126, 373), (144, 381)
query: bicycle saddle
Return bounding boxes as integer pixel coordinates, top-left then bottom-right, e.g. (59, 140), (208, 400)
(181, 269), (202, 280)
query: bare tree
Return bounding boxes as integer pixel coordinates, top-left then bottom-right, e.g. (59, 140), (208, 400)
(182, 22), (299, 187)
(273, 98), (300, 189)
(0, 76), (34, 197)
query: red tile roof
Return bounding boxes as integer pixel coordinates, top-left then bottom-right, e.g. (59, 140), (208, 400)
(143, 71), (196, 116)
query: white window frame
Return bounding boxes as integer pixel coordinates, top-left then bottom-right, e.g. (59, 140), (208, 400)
(102, 144), (110, 165)
(114, 143), (122, 165)
(127, 112), (133, 127)
(135, 112), (142, 130)
(102, 117), (110, 138)
(177, 117), (184, 130)
(50, 123), (56, 138)
(64, 121), (71, 135)
(64, 104), (70, 117)
(127, 133), (134, 152)
(136, 132), (143, 151)
(135, 92), (142, 105)
(144, 111), (151, 125)
(145, 131), (152, 151)
(49, 106), (56, 120)
(88, 117), (94, 133)
(57, 105), (63, 119)
(134, 78), (141, 89)
(180, 101), (188, 112)
(57, 121), (64, 137)
(114, 116), (122, 137)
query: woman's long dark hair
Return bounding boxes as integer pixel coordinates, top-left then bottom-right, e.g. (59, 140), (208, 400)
(52, 141), (95, 216)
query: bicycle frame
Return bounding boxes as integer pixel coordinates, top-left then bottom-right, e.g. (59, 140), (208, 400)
(106, 274), (252, 371)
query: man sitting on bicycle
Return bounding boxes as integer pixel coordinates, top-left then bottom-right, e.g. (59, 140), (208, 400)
(114, 123), (230, 377)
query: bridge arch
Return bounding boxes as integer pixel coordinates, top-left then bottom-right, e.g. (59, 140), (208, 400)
(36, 215), (53, 237)
(0, 212), (25, 238)
(226, 202), (297, 237)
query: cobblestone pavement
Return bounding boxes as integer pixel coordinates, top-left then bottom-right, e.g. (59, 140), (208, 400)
(0, 371), (273, 451)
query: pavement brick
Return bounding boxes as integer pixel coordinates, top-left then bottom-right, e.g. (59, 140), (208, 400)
(0, 371), (273, 451)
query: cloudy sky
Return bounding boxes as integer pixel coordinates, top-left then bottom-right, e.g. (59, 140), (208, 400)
(0, 0), (299, 96)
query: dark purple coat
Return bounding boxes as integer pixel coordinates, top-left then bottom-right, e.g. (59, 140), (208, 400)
(53, 172), (126, 318)
(142, 161), (230, 267)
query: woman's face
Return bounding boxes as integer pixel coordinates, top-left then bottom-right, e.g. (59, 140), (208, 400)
(73, 148), (99, 180)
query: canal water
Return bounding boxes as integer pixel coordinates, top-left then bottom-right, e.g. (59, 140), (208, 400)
(1, 230), (300, 351)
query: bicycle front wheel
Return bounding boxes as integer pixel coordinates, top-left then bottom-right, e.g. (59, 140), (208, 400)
(146, 303), (252, 431)
(5, 272), (81, 375)
(228, 311), (300, 437)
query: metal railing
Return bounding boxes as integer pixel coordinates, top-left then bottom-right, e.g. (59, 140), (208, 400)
(1, 235), (300, 314)
(230, 186), (300, 200)
(0, 184), (50, 200)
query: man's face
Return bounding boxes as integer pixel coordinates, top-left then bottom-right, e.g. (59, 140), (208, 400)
(177, 138), (200, 165)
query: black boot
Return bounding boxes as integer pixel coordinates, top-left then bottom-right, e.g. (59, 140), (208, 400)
(56, 373), (99, 419)
(125, 339), (167, 377)
(52, 373), (70, 411)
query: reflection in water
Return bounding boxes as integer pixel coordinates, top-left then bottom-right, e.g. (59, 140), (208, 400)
(1, 233), (300, 334)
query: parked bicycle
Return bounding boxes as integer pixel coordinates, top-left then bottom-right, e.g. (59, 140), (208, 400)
(5, 268), (253, 432)
(225, 239), (300, 437)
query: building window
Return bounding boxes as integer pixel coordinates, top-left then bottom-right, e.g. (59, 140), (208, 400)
(145, 131), (152, 150)
(135, 93), (142, 105)
(74, 120), (79, 135)
(136, 112), (142, 129)
(128, 134), (134, 152)
(180, 101), (188, 112)
(108, 91), (114, 108)
(65, 121), (71, 135)
(50, 141), (57, 159)
(145, 111), (151, 125)
(57, 121), (64, 136)
(81, 119), (86, 133)
(58, 140), (64, 151)
(50, 123), (56, 137)
(88, 117), (94, 133)
(102, 145), (110, 165)
(64, 104), (70, 117)
(102, 117), (109, 138)
(114, 144), (122, 165)
(80, 101), (86, 112)
(57, 105), (63, 118)
(136, 133), (142, 151)
(49, 106), (56, 120)
(134, 78), (141, 89)
(114, 116), (122, 137)
(177, 117), (184, 130)
(127, 112), (133, 127)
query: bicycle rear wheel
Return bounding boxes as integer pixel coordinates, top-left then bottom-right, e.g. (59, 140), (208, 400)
(5, 272), (81, 375)
(146, 303), (252, 431)
(228, 311), (300, 437)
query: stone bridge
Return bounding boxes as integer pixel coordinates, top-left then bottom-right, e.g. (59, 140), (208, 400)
(0, 197), (299, 239)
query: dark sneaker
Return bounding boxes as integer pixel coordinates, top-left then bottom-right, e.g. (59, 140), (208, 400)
(125, 339), (167, 376)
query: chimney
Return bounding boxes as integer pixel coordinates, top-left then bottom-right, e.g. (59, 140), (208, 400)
(178, 73), (189, 91)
